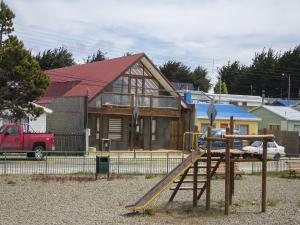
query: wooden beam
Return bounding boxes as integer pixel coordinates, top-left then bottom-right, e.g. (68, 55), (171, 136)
(206, 126), (212, 210)
(169, 168), (189, 202)
(262, 128), (267, 212)
(225, 127), (231, 215)
(193, 160), (198, 207)
(224, 134), (274, 140)
(150, 116), (152, 150)
(197, 156), (224, 200)
(229, 117), (234, 206)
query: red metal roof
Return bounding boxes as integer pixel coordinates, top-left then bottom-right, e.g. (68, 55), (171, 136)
(37, 53), (144, 103)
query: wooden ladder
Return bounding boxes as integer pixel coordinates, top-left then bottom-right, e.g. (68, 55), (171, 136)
(168, 156), (224, 202)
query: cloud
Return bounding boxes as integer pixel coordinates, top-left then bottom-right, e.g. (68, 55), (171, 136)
(6, 0), (300, 82)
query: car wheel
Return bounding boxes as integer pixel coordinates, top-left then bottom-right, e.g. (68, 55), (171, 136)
(34, 146), (44, 160)
(274, 153), (281, 160)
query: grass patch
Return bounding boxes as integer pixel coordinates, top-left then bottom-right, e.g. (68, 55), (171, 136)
(145, 208), (156, 216)
(7, 180), (16, 186)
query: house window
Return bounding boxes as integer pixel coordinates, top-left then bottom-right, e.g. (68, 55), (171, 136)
(235, 124), (249, 135)
(152, 119), (156, 141)
(294, 125), (300, 132)
(108, 118), (123, 140)
(269, 124), (280, 131)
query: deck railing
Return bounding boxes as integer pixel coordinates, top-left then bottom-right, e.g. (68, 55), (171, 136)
(96, 93), (180, 109)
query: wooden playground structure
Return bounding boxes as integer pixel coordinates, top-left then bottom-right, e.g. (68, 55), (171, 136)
(127, 117), (274, 215)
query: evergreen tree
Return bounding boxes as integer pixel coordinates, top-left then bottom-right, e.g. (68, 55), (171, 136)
(86, 49), (107, 63)
(0, 1), (15, 46)
(191, 66), (211, 92)
(35, 47), (75, 70)
(0, 36), (50, 119)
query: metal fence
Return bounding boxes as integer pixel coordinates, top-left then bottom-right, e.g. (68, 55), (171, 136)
(54, 134), (85, 153)
(0, 152), (299, 176)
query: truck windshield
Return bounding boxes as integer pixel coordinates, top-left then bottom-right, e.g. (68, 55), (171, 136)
(0, 125), (6, 133)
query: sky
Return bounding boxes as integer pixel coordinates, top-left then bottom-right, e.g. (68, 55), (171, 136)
(6, 0), (300, 83)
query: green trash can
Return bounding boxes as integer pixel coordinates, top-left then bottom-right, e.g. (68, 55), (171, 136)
(96, 156), (110, 179)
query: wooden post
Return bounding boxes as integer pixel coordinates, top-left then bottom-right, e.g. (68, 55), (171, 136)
(229, 116), (234, 205)
(169, 168), (189, 202)
(193, 160), (198, 207)
(177, 118), (180, 150)
(225, 127), (231, 215)
(149, 116), (152, 150)
(262, 128), (267, 212)
(206, 126), (212, 210)
(131, 114), (134, 151)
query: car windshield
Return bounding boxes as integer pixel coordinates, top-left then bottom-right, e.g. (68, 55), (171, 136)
(251, 141), (262, 147)
(0, 125), (7, 133)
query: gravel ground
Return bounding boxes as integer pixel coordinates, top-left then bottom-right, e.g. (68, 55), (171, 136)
(0, 175), (299, 225)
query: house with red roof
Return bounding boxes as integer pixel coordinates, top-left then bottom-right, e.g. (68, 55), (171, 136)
(38, 53), (194, 151)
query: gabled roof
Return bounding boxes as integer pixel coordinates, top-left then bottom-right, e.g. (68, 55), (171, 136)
(251, 105), (300, 121)
(196, 103), (260, 121)
(38, 53), (145, 103)
(37, 53), (182, 105)
(271, 99), (299, 107)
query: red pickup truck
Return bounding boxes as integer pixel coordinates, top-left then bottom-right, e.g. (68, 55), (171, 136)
(0, 123), (55, 160)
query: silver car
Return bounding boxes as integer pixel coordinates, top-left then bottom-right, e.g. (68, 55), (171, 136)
(242, 140), (285, 160)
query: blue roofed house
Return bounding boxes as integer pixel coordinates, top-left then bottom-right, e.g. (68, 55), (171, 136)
(195, 103), (261, 134)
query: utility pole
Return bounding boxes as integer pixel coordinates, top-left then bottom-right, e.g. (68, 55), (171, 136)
(250, 85), (253, 96)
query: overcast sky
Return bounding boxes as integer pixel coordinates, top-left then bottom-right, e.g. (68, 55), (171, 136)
(7, 0), (300, 82)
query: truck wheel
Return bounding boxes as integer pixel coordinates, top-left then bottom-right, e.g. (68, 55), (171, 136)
(34, 146), (44, 160)
(274, 153), (281, 160)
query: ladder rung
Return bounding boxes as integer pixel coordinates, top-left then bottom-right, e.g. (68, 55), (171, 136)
(184, 174), (208, 176)
(174, 180), (206, 184)
(170, 186), (203, 191)
(190, 166), (216, 169)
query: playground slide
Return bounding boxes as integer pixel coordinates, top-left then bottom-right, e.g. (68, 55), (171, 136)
(126, 151), (204, 212)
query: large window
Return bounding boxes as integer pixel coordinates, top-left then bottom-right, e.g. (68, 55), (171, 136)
(108, 118), (123, 140)
(235, 124), (249, 135)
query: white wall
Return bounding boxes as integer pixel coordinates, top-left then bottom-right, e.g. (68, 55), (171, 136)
(28, 113), (47, 133)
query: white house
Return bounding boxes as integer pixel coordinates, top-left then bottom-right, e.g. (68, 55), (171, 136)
(0, 103), (52, 133)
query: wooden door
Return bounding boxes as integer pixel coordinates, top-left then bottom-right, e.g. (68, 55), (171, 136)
(170, 120), (178, 149)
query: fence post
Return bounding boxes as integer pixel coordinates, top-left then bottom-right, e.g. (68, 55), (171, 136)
(150, 152), (153, 175)
(4, 152), (7, 175)
(252, 161), (254, 175)
(45, 153), (48, 175)
(117, 152), (120, 175)
(83, 155), (86, 173)
(166, 152), (169, 174)
(276, 160), (279, 173)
